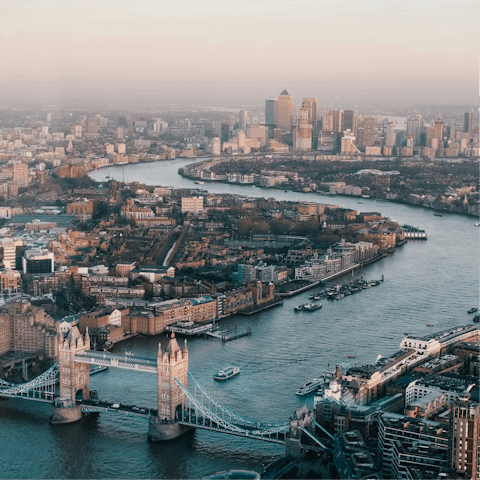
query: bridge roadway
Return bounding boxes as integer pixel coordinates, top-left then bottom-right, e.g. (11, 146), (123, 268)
(79, 399), (157, 420)
(74, 351), (157, 373)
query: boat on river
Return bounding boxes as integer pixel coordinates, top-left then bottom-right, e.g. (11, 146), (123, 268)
(296, 378), (324, 396)
(302, 302), (322, 311)
(473, 315), (480, 323)
(434, 213), (443, 217)
(214, 366), (240, 381)
(468, 308), (478, 314)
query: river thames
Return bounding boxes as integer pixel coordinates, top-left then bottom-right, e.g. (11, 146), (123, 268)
(1, 158), (478, 479)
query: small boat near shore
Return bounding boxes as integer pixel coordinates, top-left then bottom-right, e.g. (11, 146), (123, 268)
(214, 366), (240, 381)
(468, 308), (478, 314)
(302, 302), (322, 311)
(434, 213), (443, 217)
(295, 302), (322, 311)
(473, 315), (480, 323)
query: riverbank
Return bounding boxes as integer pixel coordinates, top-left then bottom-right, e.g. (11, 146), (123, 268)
(178, 163), (479, 218)
(276, 253), (389, 297)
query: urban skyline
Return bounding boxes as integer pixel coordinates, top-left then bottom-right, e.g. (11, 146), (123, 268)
(0, 0), (477, 105)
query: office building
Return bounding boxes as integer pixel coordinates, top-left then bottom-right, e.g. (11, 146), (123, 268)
(276, 90), (294, 132)
(322, 111), (334, 132)
(265, 98), (277, 126)
(22, 249), (54, 275)
(302, 97), (318, 146)
(246, 125), (266, 142)
(449, 392), (479, 478)
(239, 110), (247, 132)
(385, 122), (395, 147)
(343, 110), (356, 134)
(333, 110), (343, 133)
(357, 116), (375, 148)
(221, 122), (230, 143)
(294, 107), (312, 151)
(464, 112), (473, 133)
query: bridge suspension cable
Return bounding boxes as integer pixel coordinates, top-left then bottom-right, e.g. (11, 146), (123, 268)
(187, 371), (288, 429)
(175, 377), (289, 444)
(0, 362), (59, 402)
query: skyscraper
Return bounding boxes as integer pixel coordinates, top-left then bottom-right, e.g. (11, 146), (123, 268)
(464, 112), (473, 133)
(333, 110), (343, 133)
(357, 116), (375, 148)
(276, 90), (294, 132)
(221, 122), (230, 143)
(385, 122), (395, 147)
(343, 110), (356, 134)
(265, 98), (277, 126)
(302, 98), (318, 148)
(322, 111), (334, 132)
(293, 107), (312, 151)
(239, 110), (247, 133)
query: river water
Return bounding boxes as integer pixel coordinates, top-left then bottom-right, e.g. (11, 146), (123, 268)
(1, 158), (478, 479)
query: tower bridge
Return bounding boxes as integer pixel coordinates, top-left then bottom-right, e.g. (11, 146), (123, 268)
(0, 323), (326, 453)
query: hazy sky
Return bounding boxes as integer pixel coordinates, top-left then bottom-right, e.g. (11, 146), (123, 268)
(0, 0), (477, 106)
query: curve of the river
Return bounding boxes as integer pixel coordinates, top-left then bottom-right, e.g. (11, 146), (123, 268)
(0, 158), (477, 479)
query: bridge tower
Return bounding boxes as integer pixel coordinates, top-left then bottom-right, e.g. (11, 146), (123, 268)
(50, 323), (91, 425)
(148, 333), (192, 441)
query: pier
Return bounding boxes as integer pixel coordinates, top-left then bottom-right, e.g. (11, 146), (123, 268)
(206, 325), (252, 342)
(165, 321), (214, 336)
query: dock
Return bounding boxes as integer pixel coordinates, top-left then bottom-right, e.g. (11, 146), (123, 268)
(206, 325), (252, 342)
(165, 321), (214, 336)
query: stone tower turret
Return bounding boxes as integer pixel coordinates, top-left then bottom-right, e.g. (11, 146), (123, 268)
(58, 323), (90, 404)
(157, 333), (188, 421)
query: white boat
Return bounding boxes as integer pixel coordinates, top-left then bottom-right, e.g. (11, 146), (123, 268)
(302, 302), (322, 311)
(194, 181), (204, 185)
(214, 366), (240, 381)
(296, 378), (324, 396)
(475, 223), (480, 227)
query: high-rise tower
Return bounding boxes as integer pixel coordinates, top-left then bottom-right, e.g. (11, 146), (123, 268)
(239, 110), (248, 132)
(343, 110), (356, 134)
(276, 90), (294, 132)
(464, 112), (473, 133)
(265, 98), (277, 126)
(302, 98), (318, 148)
(449, 392), (479, 478)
